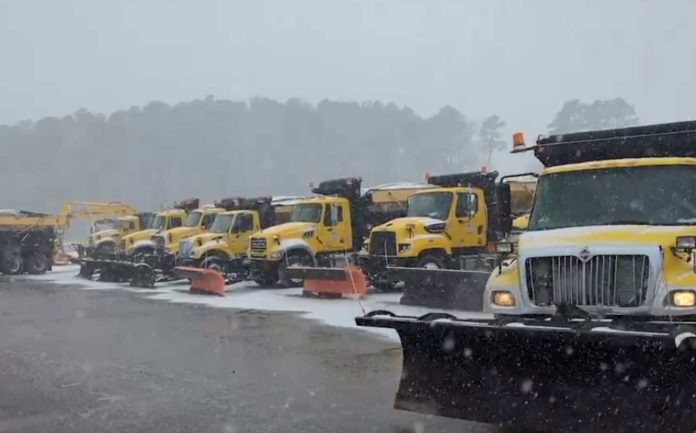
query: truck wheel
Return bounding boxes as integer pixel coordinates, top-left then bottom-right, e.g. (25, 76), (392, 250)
(201, 256), (224, 273)
(2, 254), (23, 275)
(416, 253), (445, 270)
(372, 280), (397, 292)
(254, 274), (276, 287)
(26, 253), (49, 275)
(278, 252), (312, 288)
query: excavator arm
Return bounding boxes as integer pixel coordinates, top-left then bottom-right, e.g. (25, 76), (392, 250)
(55, 201), (137, 230)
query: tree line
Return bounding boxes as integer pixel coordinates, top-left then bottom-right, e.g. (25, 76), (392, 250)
(0, 96), (638, 212)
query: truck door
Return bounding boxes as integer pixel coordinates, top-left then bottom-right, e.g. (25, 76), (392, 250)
(323, 203), (350, 251)
(168, 216), (183, 229)
(200, 213), (217, 231)
(228, 212), (256, 254)
(450, 190), (487, 248)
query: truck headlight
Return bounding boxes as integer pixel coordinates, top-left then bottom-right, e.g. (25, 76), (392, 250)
(270, 250), (283, 259)
(492, 290), (515, 307)
(676, 236), (696, 252)
(398, 243), (410, 253)
(671, 290), (696, 307)
(495, 242), (515, 254)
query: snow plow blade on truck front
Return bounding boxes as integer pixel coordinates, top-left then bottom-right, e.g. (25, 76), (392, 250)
(356, 312), (696, 433)
(77, 256), (161, 288)
(283, 266), (368, 298)
(389, 266), (491, 311)
(173, 266), (226, 296)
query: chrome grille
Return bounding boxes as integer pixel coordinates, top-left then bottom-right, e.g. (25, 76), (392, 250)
(369, 231), (396, 256)
(153, 235), (166, 249)
(525, 255), (650, 307)
(178, 239), (193, 258)
(250, 238), (267, 254)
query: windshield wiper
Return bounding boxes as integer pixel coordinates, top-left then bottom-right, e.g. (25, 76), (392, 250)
(594, 220), (652, 226)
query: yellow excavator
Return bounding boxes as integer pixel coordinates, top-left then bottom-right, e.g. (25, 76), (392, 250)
(0, 202), (137, 233)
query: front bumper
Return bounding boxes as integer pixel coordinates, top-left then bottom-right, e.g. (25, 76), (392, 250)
(248, 257), (279, 277)
(176, 257), (198, 267)
(358, 255), (416, 281)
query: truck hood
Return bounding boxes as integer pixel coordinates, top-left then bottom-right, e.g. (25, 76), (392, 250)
(122, 229), (157, 242)
(520, 225), (696, 250)
(374, 216), (445, 231)
(91, 229), (119, 241)
(254, 222), (316, 239)
(187, 232), (222, 246)
(159, 226), (198, 240)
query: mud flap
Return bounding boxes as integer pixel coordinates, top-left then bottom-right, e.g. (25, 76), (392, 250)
(173, 266), (225, 296)
(356, 312), (696, 433)
(284, 266), (367, 298)
(388, 267), (489, 311)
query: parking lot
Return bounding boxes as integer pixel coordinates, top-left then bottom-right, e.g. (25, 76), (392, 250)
(0, 266), (487, 433)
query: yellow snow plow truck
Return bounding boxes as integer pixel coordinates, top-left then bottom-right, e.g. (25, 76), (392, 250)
(358, 170), (536, 305)
(356, 120), (696, 433)
(247, 178), (429, 287)
(78, 198), (199, 283)
(177, 196), (290, 271)
(87, 212), (155, 256)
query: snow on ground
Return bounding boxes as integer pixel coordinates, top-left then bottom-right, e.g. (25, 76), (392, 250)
(21, 265), (491, 341)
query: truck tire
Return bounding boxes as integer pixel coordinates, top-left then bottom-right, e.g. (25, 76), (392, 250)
(372, 280), (397, 292)
(254, 273), (276, 288)
(2, 254), (23, 275)
(416, 253), (445, 270)
(26, 252), (49, 275)
(278, 251), (312, 288)
(201, 256), (225, 273)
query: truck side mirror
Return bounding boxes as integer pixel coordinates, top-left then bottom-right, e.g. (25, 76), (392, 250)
(496, 183), (512, 234)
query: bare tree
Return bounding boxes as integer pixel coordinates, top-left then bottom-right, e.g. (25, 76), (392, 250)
(478, 115), (506, 169)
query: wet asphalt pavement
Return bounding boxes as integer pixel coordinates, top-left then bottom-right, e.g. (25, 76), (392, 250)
(0, 278), (489, 433)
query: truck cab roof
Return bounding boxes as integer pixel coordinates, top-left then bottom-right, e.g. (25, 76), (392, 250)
(295, 196), (348, 205)
(158, 209), (187, 217)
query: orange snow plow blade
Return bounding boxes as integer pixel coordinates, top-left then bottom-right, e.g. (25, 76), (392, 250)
(173, 266), (226, 296)
(286, 266), (368, 298)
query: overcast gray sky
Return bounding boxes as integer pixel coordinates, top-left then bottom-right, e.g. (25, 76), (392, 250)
(1, 0), (695, 139)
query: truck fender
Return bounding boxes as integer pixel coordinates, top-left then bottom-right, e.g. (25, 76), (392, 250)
(94, 238), (117, 248)
(408, 234), (453, 256)
(276, 239), (317, 265)
(133, 239), (155, 249)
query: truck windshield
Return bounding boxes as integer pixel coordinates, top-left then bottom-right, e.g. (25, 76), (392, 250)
(92, 219), (118, 232)
(185, 211), (202, 227)
(291, 204), (322, 223)
(529, 165), (696, 230)
(210, 214), (233, 233)
(151, 215), (167, 230)
(407, 192), (452, 220)
(115, 219), (131, 230)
